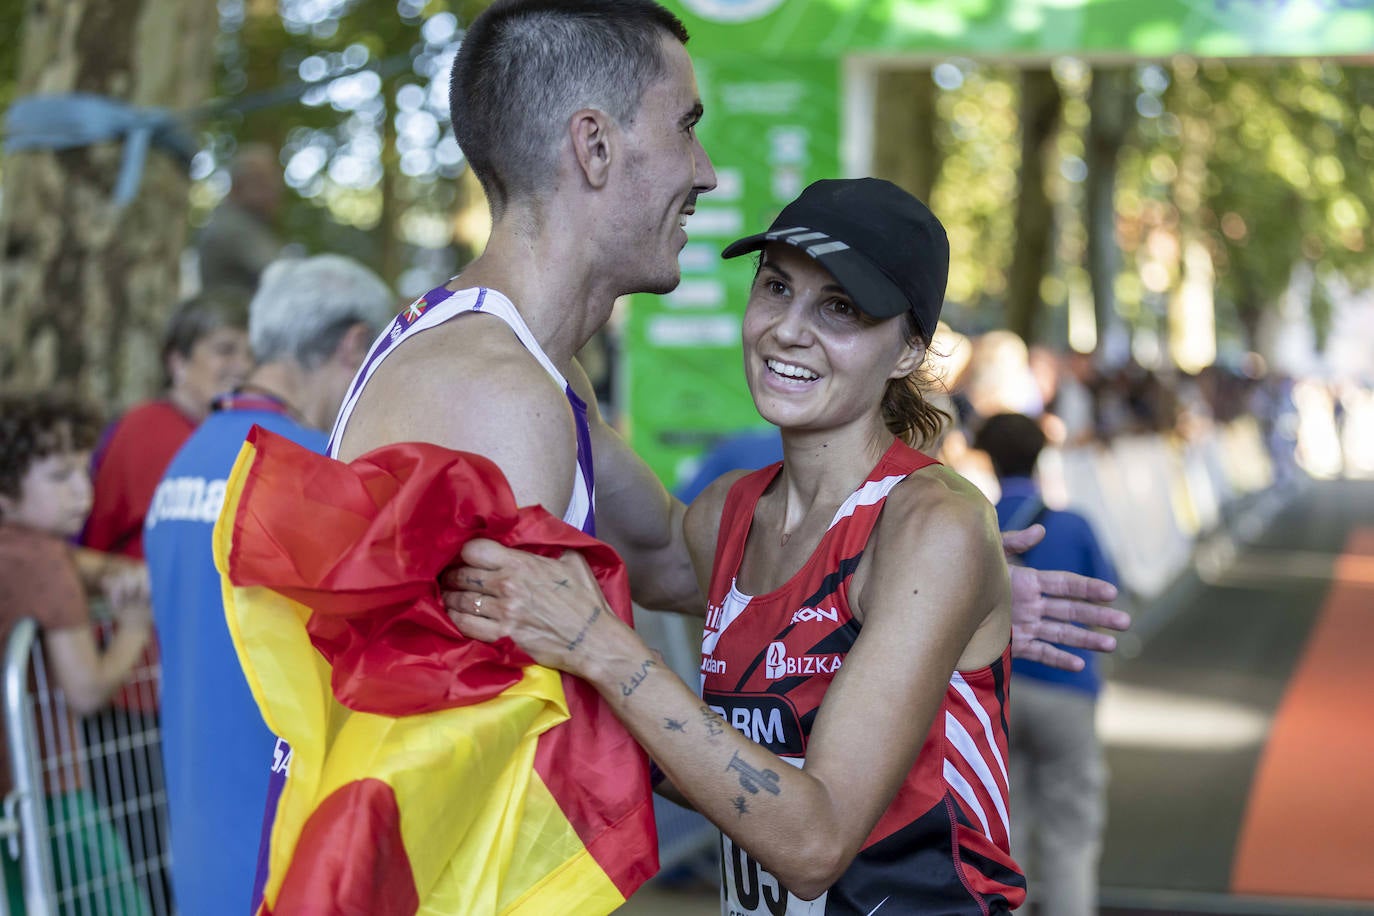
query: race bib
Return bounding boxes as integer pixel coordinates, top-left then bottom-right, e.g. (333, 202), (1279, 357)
(720, 834), (825, 916)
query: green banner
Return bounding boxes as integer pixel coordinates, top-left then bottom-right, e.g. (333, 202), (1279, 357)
(624, 55), (839, 489)
(669, 0), (1374, 58)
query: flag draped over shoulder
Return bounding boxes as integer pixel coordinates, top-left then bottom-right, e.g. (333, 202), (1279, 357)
(213, 426), (658, 916)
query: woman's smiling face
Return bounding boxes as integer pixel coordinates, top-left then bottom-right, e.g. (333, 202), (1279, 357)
(741, 243), (922, 437)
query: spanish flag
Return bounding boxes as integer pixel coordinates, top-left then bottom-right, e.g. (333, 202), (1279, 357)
(214, 427), (658, 915)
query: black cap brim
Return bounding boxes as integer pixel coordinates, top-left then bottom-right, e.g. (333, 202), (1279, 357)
(721, 229), (917, 327)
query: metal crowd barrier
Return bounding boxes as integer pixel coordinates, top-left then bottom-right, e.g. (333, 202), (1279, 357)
(2, 617), (172, 915)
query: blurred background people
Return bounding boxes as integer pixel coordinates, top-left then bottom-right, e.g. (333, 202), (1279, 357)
(0, 391), (152, 916)
(962, 329), (1044, 425)
(974, 411), (1119, 916)
(143, 255), (394, 916)
(82, 288), (252, 559)
(77, 286), (250, 912)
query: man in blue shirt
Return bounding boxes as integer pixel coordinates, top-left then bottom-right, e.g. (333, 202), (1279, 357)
(143, 255), (393, 916)
(974, 412), (1119, 916)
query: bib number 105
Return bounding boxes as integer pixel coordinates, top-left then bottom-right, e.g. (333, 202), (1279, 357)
(720, 835), (822, 916)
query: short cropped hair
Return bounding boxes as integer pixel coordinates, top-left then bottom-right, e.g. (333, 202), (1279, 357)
(248, 255), (394, 368)
(0, 391), (102, 506)
(449, 0), (689, 214)
(161, 287), (251, 381)
(973, 412), (1047, 480)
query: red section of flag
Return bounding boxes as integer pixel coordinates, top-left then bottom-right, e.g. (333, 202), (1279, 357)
(534, 665), (659, 898)
(225, 427), (631, 717)
(264, 779), (420, 916)
(226, 427), (659, 906)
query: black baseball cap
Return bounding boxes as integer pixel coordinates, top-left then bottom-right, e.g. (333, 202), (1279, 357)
(721, 178), (949, 340)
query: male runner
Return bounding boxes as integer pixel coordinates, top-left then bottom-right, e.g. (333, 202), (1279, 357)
(340, 0), (1122, 664)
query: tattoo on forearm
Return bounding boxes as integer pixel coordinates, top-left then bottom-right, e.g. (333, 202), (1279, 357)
(564, 604), (603, 652)
(700, 706), (725, 738)
(619, 658), (658, 697)
(664, 718), (687, 732)
(733, 796), (750, 817)
(726, 751), (781, 796)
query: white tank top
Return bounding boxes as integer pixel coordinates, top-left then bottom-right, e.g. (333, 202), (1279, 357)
(326, 284), (596, 535)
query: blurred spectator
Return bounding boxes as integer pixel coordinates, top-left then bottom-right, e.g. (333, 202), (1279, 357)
(1249, 367), (1300, 487)
(0, 391), (152, 916)
(1027, 344), (1059, 415)
(143, 255), (394, 916)
(196, 144), (286, 293)
(963, 329), (1044, 423)
(1090, 359), (1179, 440)
(83, 288), (252, 558)
(1194, 363), (1250, 427)
(1336, 376), (1374, 478)
(79, 287), (249, 912)
(1031, 346), (1096, 447)
(973, 412), (1118, 916)
(1294, 376), (1345, 479)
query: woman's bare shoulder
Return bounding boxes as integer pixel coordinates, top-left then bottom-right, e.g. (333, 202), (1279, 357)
(864, 463), (1003, 590)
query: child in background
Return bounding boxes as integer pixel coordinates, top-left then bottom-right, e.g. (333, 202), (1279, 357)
(0, 391), (151, 915)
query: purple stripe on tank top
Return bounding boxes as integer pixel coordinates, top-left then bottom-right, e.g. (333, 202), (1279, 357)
(341, 284), (475, 422)
(327, 285), (484, 454)
(249, 738), (291, 914)
(328, 282), (592, 534)
(566, 385), (596, 536)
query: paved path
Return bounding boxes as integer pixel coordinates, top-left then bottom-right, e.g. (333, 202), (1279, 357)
(1098, 477), (1374, 915)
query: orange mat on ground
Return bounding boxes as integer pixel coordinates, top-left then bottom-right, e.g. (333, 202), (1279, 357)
(1231, 528), (1374, 900)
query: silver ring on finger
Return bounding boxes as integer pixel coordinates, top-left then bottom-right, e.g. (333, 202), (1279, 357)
(474, 596), (485, 618)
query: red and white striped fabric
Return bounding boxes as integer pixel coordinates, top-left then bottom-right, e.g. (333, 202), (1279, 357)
(702, 438), (1025, 915)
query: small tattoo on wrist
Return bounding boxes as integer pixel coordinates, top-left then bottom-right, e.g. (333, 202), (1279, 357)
(664, 718), (686, 732)
(564, 604), (603, 652)
(619, 657), (658, 697)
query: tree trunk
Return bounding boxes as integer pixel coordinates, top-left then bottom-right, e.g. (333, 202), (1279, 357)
(1005, 68), (1062, 344)
(0, 0), (219, 411)
(872, 68), (941, 203)
(1085, 66), (1136, 369)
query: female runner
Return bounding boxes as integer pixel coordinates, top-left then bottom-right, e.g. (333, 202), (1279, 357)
(450, 178), (1024, 913)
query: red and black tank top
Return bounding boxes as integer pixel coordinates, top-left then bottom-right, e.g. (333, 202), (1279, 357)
(701, 438), (1025, 915)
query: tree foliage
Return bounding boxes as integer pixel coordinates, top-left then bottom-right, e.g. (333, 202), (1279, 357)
(6, 0), (1369, 370)
(195, 0), (487, 294)
(896, 55), (1374, 362)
